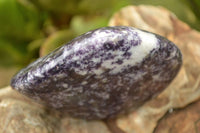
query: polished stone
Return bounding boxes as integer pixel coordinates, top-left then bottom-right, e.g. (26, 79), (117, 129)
(11, 26), (182, 119)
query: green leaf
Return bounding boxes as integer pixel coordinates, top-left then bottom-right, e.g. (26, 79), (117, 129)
(0, 0), (45, 41)
(0, 38), (28, 66)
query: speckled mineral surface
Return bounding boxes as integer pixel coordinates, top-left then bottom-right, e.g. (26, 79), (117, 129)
(11, 26), (182, 120)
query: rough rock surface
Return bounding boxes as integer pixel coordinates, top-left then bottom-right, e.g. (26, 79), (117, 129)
(154, 100), (200, 133)
(0, 86), (60, 133)
(1, 5), (200, 133)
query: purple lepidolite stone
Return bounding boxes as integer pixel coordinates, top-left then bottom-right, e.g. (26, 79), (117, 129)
(11, 26), (182, 119)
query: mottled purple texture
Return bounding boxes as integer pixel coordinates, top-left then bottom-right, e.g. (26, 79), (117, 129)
(11, 26), (182, 120)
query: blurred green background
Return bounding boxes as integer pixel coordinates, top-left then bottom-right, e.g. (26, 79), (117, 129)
(0, 0), (199, 87)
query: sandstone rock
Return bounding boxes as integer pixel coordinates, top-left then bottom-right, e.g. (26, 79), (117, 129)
(155, 100), (200, 133)
(0, 86), (60, 133)
(60, 118), (110, 133)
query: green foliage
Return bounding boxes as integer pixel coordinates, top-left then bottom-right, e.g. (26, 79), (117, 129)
(183, 0), (200, 29)
(0, 38), (27, 66)
(0, 0), (45, 41)
(30, 0), (131, 15)
(184, 0), (200, 19)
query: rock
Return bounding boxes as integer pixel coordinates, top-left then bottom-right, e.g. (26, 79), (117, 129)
(0, 86), (60, 133)
(11, 26), (182, 120)
(109, 5), (200, 133)
(60, 118), (111, 133)
(154, 99), (200, 133)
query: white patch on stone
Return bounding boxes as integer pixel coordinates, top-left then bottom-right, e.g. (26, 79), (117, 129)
(102, 78), (107, 83)
(77, 70), (87, 75)
(92, 68), (104, 75)
(117, 77), (123, 86)
(56, 73), (66, 78)
(34, 69), (44, 78)
(126, 87), (130, 91)
(15, 82), (25, 91)
(95, 92), (110, 100)
(90, 83), (98, 89)
(81, 81), (88, 85)
(53, 77), (58, 81)
(78, 101), (84, 106)
(62, 83), (68, 88)
(27, 71), (34, 83)
(73, 86), (83, 93)
(103, 93), (110, 100)
(129, 71), (147, 80)
(106, 29), (158, 74)
(89, 99), (95, 104)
